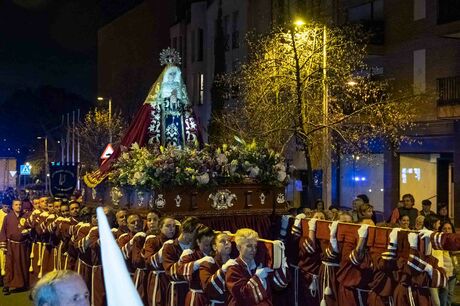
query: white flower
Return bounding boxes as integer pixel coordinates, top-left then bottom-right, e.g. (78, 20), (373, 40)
(196, 173), (210, 184)
(277, 170), (287, 182)
(216, 153), (228, 165)
(275, 162), (286, 172)
(248, 166), (260, 178)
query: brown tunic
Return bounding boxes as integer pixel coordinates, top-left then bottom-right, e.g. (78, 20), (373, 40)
(199, 256), (227, 305)
(118, 231), (148, 305)
(163, 238), (191, 306)
(143, 234), (169, 306)
(0, 211), (30, 289)
(393, 248), (447, 306)
(226, 257), (287, 306)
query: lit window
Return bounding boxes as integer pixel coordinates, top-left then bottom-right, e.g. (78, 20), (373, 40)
(199, 74), (204, 104)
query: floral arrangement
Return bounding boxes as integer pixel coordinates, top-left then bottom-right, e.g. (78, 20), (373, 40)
(109, 137), (287, 190)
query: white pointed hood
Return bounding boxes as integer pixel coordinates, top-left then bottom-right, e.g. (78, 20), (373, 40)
(96, 207), (143, 306)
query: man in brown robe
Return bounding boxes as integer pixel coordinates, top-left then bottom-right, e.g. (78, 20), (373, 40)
(0, 199), (30, 295)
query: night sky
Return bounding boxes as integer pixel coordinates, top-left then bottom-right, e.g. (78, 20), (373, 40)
(0, 0), (99, 157)
(0, 0), (98, 101)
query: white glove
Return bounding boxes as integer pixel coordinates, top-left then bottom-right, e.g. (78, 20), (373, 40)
(389, 228), (400, 246)
(408, 233), (418, 249)
(418, 229), (434, 240)
(157, 240), (175, 258)
(196, 255), (215, 265)
(180, 249), (194, 260)
(424, 262), (433, 278)
(194, 256), (215, 270)
(255, 264), (273, 280)
(222, 258), (238, 272)
(293, 213), (306, 228)
(130, 232), (146, 245)
(134, 232), (146, 239)
(329, 221), (339, 238)
(308, 218), (317, 231)
(357, 224), (369, 238)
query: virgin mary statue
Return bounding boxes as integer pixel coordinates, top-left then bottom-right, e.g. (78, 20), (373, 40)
(84, 48), (200, 187)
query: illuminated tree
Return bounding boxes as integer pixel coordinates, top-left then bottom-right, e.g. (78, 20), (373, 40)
(76, 108), (127, 172)
(216, 24), (427, 204)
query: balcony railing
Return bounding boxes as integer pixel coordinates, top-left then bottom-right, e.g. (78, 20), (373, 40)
(437, 76), (460, 106)
(438, 0), (460, 24)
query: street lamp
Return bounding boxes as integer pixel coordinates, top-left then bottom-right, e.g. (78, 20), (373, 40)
(37, 136), (49, 194)
(291, 19), (331, 206)
(98, 96), (112, 143)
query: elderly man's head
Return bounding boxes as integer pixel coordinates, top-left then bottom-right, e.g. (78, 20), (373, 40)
(31, 270), (89, 306)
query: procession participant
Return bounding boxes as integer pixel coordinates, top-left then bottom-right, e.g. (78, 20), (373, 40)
(420, 229), (460, 251)
(114, 209), (128, 239)
(0, 199), (30, 295)
(163, 216), (201, 306)
(32, 198), (40, 210)
(73, 207), (94, 292)
(31, 270), (90, 306)
(226, 228), (288, 306)
(27, 196), (48, 285)
(367, 227), (400, 306)
(60, 201), (81, 270)
(60, 202), (70, 218)
(336, 224), (374, 306)
(297, 218), (322, 306)
(117, 214), (145, 274)
(145, 210), (161, 235)
(52, 199), (62, 216)
(0, 202), (9, 286)
(54, 214), (70, 270)
(142, 216), (176, 306)
(393, 232), (447, 306)
(83, 209), (114, 306)
(199, 232), (237, 305)
(437, 221), (456, 306)
(179, 225), (216, 306)
(41, 200), (61, 276)
(318, 221), (341, 306)
(34, 196), (54, 281)
(338, 211), (353, 223)
(288, 213), (307, 306)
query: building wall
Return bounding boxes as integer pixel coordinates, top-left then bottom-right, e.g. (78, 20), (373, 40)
(170, 0), (273, 141)
(98, 0), (175, 117)
(384, 0), (460, 122)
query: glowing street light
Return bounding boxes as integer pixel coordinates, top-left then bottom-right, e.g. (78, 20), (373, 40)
(293, 19), (306, 27)
(98, 96), (113, 143)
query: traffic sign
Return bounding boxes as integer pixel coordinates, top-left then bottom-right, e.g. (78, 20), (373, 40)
(100, 143), (114, 160)
(20, 164), (31, 175)
(9, 170), (17, 177)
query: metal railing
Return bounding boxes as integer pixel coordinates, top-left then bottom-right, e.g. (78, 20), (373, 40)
(437, 76), (460, 106)
(438, 0), (460, 24)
